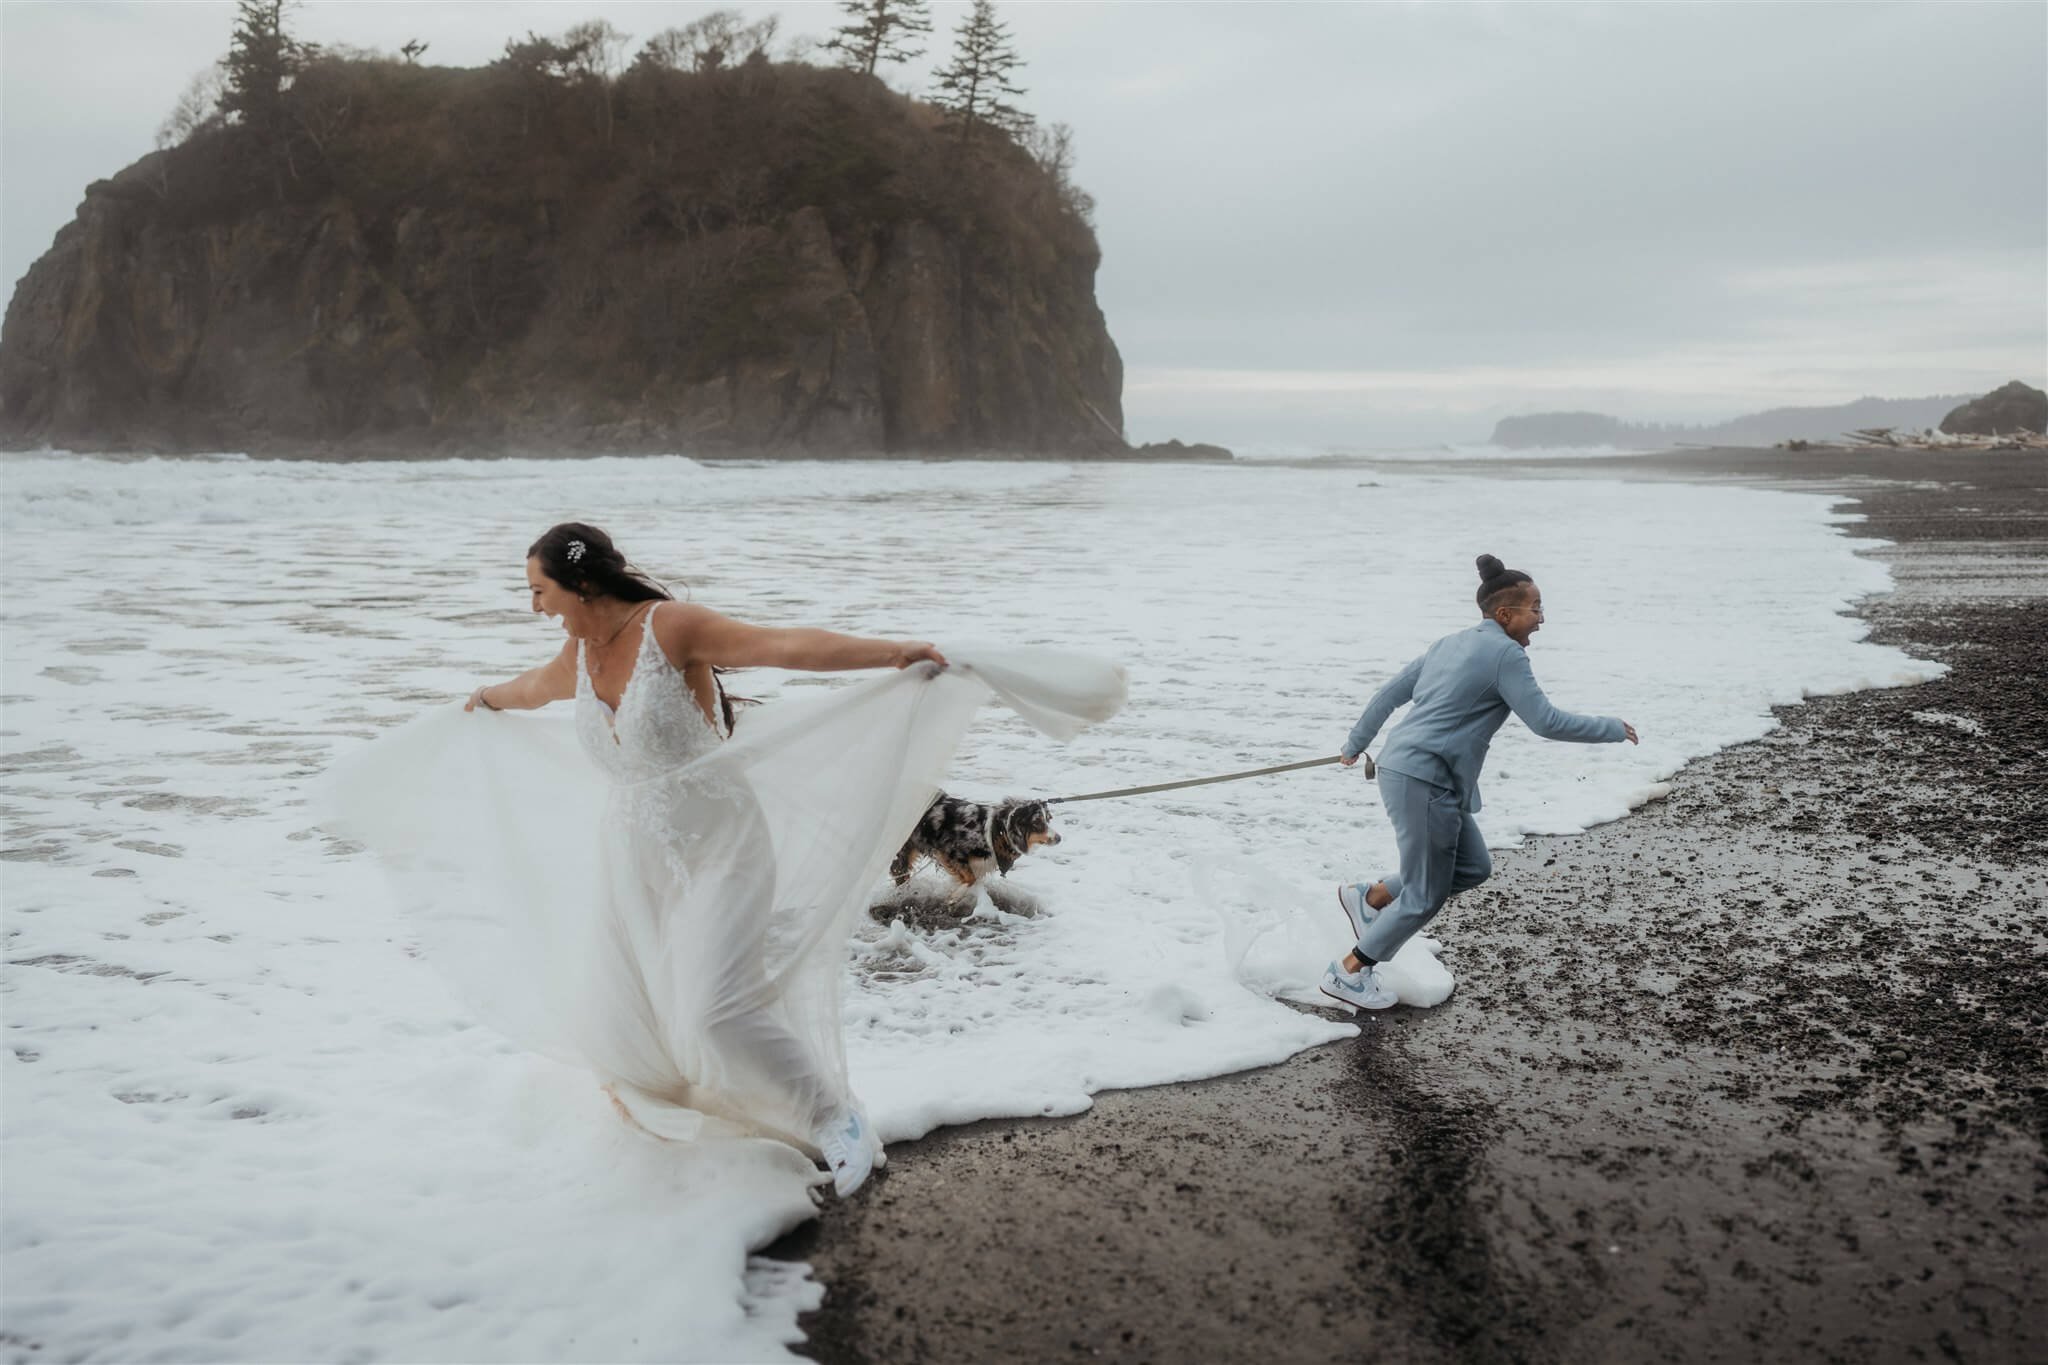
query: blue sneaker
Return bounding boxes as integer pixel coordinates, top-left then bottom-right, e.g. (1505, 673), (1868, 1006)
(816, 1107), (876, 1197)
(1319, 960), (1398, 1012)
(1336, 882), (1379, 944)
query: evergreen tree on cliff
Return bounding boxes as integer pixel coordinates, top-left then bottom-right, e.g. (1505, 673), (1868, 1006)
(930, 0), (1031, 138)
(824, 0), (933, 78)
(221, 0), (309, 141)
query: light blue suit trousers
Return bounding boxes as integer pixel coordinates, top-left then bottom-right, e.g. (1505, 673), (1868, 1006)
(1356, 768), (1493, 962)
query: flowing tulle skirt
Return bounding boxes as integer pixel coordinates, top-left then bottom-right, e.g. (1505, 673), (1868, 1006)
(323, 650), (1124, 1152)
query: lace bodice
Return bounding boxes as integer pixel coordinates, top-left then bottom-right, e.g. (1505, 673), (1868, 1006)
(574, 610), (724, 782)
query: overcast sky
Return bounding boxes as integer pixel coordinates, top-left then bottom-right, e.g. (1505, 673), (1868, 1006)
(3, 1), (2042, 447)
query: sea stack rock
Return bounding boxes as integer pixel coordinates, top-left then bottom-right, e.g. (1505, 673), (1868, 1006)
(0, 59), (1125, 457)
(1939, 381), (2048, 438)
(1488, 412), (1626, 449)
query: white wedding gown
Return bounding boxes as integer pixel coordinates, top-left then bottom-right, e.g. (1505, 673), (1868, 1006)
(325, 623), (1124, 1158)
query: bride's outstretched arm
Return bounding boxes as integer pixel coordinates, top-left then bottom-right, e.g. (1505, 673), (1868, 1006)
(464, 639), (577, 711)
(653, 602), (946, 673)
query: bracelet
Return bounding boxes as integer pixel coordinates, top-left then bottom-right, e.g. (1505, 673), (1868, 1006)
(476, 687), (501, 712)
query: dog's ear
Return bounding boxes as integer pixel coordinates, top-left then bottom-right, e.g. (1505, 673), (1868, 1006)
(992, 807), (1020, 876)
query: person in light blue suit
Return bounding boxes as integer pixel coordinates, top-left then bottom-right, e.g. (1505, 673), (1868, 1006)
(1321, 554), (1638, 1011)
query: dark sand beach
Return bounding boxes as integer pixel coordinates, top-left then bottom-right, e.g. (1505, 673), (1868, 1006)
(774, 447), (2047, 1365)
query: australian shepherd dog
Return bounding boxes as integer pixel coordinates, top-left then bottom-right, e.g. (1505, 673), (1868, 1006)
(890, 794), (1062, 890)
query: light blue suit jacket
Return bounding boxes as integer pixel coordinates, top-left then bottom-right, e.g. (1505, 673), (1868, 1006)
(1342, 619), (1625, 812)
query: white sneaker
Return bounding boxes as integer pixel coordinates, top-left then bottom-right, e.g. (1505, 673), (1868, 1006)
(1336, 882), (1379, 944)
(816, 1107), (876, 1197)
(1319, 960), (1398, 1011)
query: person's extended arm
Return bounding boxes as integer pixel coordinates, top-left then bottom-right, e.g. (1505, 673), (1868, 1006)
(1341, 654), (1424, 761)
(655, 602), (946, 673)
(1495, 648), (1633, 743)
(465, 639), (576, 712)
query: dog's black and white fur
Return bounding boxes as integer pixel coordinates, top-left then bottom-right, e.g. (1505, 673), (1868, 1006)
(890, 794), (1061, 889)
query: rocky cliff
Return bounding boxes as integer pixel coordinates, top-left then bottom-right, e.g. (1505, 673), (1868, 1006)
(0, 58), (1125, 456)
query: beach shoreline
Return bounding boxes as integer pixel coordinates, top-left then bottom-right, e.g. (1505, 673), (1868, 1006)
(773, 446), (2047, 1364)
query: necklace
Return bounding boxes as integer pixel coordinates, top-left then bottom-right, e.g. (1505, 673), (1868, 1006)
(586, 602), (651, 673)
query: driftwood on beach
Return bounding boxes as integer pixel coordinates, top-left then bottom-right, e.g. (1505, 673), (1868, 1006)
(1779, 426), (2048, 453)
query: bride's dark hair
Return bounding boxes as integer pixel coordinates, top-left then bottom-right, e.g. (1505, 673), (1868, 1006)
(529, 522), (669, 604)
(529, 522), (750, 733)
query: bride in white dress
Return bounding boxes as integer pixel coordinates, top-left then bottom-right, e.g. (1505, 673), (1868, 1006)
(326, 522), (1123, 1197)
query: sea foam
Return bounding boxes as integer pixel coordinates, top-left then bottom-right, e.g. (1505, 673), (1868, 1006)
(0, 454), (1939, 1360)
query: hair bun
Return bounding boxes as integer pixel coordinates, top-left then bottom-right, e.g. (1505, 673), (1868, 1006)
(1475, 554), (1505, 579)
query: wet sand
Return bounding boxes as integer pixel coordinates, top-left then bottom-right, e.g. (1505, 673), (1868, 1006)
(772, 448), (2047, 1364)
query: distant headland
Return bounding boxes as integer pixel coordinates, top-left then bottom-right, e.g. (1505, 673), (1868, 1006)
(1488, 394), (1979, 451)
(1488, 384), (2048, 452)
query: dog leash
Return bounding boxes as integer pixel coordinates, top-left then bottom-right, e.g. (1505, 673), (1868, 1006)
(1048, 753), (1370, 806)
